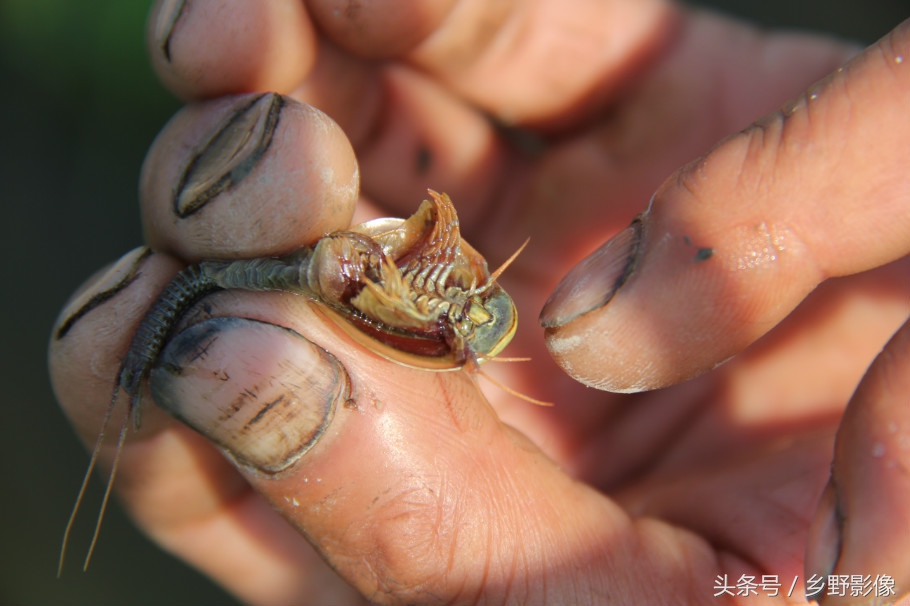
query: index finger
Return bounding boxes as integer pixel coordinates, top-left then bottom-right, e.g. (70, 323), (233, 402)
(539, 19), (910, 391)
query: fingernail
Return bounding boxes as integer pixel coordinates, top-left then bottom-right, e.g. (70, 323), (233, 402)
(54, 247), (153, 340)
(539, 219), (642, 328)
(174, 93), (284, 218)
(804, 481), (843, 601)
(150, 317), (348, 474)
(150, 0), (189, 63)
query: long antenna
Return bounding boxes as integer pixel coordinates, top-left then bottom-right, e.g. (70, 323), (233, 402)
(82, 406), (130, 570)
(489, 238), (530, 283)
(58, 381), (126, 576)
(476, 365), (553, 406)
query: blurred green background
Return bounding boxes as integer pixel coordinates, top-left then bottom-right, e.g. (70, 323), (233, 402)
(0, 1), (906, 605)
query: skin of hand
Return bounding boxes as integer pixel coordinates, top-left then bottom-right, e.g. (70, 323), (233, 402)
(48, 0), (910, 605)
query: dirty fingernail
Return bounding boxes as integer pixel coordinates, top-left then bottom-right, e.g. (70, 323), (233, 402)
(539, 219), (642, 328)
(150, 0), (189, 63)
(804, 481), (843, 601)
(54, 247), (154, 340)
(174, 93), (284, 218)
(150, 317), (348, 474)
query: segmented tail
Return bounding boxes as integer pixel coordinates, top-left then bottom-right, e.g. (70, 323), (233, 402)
(59, 263), (221, 575)
(59, 252), (315, 574)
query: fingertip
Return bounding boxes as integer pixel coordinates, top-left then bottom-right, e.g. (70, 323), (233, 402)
(541, 192), (816, 392)
(50, 257), (362, 602)
(140, 93), (359, 262)
(147, 0), (318, 100)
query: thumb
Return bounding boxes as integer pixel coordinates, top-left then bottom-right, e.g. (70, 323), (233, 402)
(539, 19), (910, 392)
(149, 294), (718, 604)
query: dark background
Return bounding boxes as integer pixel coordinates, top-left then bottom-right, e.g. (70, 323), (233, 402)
(1, 1), (906, 605)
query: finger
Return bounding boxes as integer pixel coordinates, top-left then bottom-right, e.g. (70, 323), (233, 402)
(144, 291), (726, 604)
(147, 0), (318, 100)
(540, 19), (910, 392)
(49, 250), (365, 604)
(145, 0), (678, 225)
(298, 0), (679, 226)
(52, 92), (365, 598)
(151, 0), (676, 129)
(501, 11), (859, 283)
(145, 0), (673, 231)
(805, 318), (910, 605)
(139, 93), (359, 263)
(309, 0), (678, 129)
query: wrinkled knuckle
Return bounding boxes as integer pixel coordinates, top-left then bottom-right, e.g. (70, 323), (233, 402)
(354, 478), (474, 603)
(343, 471), (538, 605)
(673, 108), (795, 215)
(739, 112), (794, 196)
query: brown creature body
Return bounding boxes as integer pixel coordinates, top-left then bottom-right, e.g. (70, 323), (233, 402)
(60, 190), (525, 572)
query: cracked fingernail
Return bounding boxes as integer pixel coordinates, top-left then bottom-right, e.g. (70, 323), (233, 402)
(150, 317), (348, 474)
(804, 481), (843, 601)
(174, 93), (284, 218)
(539, 219), (642, 328)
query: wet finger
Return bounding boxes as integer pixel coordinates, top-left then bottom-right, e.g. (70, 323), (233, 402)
(147, 0), (317, 100)
(540, 20), (910, 392)
(805, 318), (910, 605)
(140, 93), (360, 263)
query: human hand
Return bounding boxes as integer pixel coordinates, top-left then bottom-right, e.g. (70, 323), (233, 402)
(49, 1), (910, 604)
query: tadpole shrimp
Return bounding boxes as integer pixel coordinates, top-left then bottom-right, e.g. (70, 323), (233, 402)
(58, 190), (543, 574)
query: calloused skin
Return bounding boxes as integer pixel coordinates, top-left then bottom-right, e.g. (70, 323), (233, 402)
(49, 0), (910, 605)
